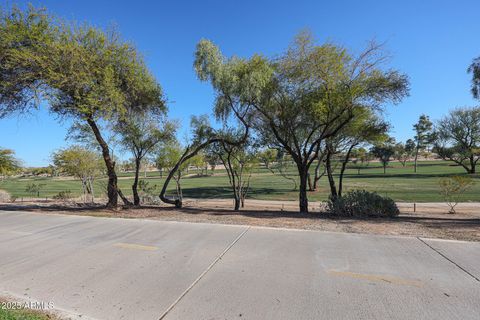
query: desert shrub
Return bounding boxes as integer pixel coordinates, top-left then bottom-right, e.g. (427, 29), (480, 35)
(438, 175), (474, 214)
(53, 190), (73, 201)
(0, 189), (11, 203)
(25, 183), (46, 197)
(327, 190), (399, 218)
(139, 180), (159, 204)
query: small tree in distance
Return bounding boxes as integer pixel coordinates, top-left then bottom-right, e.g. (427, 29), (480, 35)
(25, 183), (46, 198)
(371, 139), (396, 174)
(213, 130), (257, 210)
(52, 146), (103, 202)
(413, 114), (433, 173)
(0, 148), (21, 179)
(438, 176), (474, 214)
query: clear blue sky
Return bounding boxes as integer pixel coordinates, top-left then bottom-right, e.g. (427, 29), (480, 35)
(1, 0), (479, 166)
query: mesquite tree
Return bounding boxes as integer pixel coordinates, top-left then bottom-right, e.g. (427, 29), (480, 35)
(47, 27), (165, 208)
(212, 130), (256, 210)
(155, 141), (190, 201)
(323, 109), (388, 200)
(433, 107), (480, 174)
(371, 138), (396, 174)
(158, 115), (249, 208)
(116, 113), (175, 205)
(0, 6), (55, 117)
(195, 32), (409, 212)
(52, 146), (103, 202)
(0, 6), (165, 208)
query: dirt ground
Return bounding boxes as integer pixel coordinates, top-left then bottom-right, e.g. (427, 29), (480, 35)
(1, 198), (479, 242)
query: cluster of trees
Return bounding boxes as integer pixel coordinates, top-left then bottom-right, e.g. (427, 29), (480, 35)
(1, 6), (478, 212)
(0, 6), (413, 212)
(0, 6), (166, 207)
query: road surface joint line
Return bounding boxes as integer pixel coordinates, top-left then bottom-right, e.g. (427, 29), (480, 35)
(157, 226), (250, 320)
(417, 237), (480, 283)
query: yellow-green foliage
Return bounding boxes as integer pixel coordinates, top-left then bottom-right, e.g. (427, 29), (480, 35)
(438, 175), (475, 213)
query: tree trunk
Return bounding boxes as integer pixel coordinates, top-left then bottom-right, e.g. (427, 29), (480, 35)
(86, 118), (118, 208)
(414, 147), (419, 173)
(307, 173), (313, 191)
(312, 153), (326, 191)
(325, 153), (338, 201)
(233, 196), (240, 211)
(469, 156), (476, 174)
(132, 157), (141, 206)
(89, 179), (95, 203)
(338, 145), (354, 198)
(298, 167), (309, 213)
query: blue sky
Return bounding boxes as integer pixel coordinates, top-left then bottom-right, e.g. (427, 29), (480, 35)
(1, 0), (479, 166)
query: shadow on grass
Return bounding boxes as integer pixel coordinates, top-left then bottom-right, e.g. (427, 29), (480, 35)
(180, 186), (292, 199)
(342, 172), (480, 180)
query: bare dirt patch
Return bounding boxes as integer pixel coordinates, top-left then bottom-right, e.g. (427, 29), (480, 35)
(1, 199), (479, 242)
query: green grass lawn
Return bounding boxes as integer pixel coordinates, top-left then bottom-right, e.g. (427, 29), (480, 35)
(0, 307), (52, 320)
(1, 160), (479, 202)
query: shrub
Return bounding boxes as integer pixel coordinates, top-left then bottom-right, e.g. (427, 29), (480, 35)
(25, 183), (46, 197)
(438, 175), (474, 214)
(139, 180), (159, 204)
(53, 190), (73, 201)
(327, 190), (399, 218)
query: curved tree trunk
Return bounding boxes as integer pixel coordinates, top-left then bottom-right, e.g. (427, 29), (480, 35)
(132, 157), (141, 206)
(337, 145), (355, 198)
(86, 118), (131, 208)
(87, 118), (119, 208)
(159, 127), (249, 208)
(325, 152), (338, 201)
(159, 146), (191, 208)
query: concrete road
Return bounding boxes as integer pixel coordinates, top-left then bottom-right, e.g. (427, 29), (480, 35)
(0, 210), (478, 320)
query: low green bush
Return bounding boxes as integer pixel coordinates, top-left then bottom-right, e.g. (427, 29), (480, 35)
(327, 190), (399, 218)
(53, 190), (73, 201)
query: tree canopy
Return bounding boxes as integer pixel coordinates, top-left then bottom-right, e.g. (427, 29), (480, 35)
(434, 107), (480, 174)
(52, 146), (103, 201)
(194, 32), (409, 212)
(0, 6), (56, 117)
(0, 148), (21, 177)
